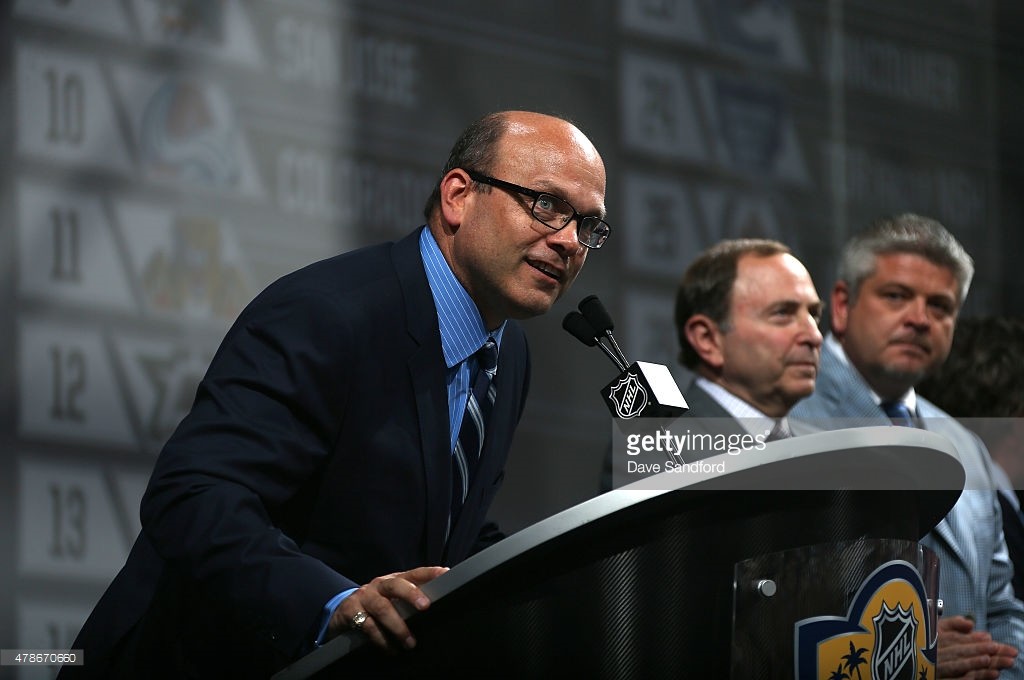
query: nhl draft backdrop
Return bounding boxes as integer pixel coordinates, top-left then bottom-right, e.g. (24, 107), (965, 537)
(2, 1), (1019, 673)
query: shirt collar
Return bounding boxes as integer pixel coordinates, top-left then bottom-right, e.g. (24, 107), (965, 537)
(419, 227), (505, 368)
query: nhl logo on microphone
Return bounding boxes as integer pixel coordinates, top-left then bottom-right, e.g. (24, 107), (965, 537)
(607, 371), (648, 418)
(601, 362), (687, 419)
(562, 296), (687, 419)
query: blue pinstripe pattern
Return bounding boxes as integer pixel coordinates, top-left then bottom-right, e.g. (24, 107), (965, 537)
(419, 228), (505, 452)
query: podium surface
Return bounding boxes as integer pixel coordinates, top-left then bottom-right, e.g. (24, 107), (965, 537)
(274, 426), (964, 679)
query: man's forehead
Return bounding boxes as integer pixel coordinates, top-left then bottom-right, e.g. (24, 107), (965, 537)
(735, 252), (809, 283)
(867, 252), (958, 287)
(732, 253), (816, 301)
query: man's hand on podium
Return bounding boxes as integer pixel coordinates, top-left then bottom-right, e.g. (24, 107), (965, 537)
(328, 566), (449, 652)
(936, 615), (1019, 679)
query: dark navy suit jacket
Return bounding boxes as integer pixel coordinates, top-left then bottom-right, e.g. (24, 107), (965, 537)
(66, 228), (531, 678)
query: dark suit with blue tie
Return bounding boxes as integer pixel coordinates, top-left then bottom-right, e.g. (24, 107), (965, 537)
(65, 227), (531, 678)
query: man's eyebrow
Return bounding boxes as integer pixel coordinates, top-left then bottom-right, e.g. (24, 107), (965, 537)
(767, 299), (824, 313)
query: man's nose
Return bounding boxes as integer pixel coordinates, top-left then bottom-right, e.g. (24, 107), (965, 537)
(904, 297), (931, 328)
(800, 311), (824, 346)
(545, 219), (584, 256)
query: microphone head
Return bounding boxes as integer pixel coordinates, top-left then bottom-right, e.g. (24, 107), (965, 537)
(562, 311), (599, 347)
(578, 295), (614, 333)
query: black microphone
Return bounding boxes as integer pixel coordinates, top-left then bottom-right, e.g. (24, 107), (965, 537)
(562, 311), (627, 372)
(577, 295), (629, 368)
(563, 296), (688, 419)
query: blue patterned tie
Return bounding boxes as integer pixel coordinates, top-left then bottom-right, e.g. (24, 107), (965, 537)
(881, 401), (915, 427)
(449, 338), (498, 539)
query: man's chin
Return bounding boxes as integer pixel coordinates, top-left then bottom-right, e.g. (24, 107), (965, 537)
(785, 384), (816, 404)
(506, 294), (558, 321)
(878, 363), (928, 387)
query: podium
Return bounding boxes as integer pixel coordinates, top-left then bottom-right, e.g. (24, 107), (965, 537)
(274, 426), (964, 679)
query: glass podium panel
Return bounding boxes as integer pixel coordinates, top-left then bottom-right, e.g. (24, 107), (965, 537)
(733, 538), (938, 680)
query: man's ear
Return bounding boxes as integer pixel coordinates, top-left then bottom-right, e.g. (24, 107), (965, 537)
(439, 169), (473, 231)
(831, 281), (850, 337)
(684, 314), (725, 369)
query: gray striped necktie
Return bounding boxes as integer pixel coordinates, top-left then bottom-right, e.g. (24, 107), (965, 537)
(766, 418), (792, 441)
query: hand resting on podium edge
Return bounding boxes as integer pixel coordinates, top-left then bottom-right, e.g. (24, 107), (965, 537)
(327, 566), (449, 653)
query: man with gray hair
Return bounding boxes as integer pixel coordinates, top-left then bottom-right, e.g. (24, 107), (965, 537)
(792, 213), (1024, 678)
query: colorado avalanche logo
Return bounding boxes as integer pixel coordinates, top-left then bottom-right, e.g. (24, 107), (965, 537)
(609, 372), (648, 418)
(872, 603), (918, 680)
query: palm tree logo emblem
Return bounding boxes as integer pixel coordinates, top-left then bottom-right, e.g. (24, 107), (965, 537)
(828, 661), (850, 679)
(842, 640), (868, 679)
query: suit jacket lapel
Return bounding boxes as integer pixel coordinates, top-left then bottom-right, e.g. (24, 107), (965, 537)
(674, 383), (749, 461)
(918, 403), (983, 571)
(817, 340), (888, 420)
(816, 341), (970, 566)
(926, 505), (966, 569)
(393, 230), (450, 565)
(682, 383), (736, 420)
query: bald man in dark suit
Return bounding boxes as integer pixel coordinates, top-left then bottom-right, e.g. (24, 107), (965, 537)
(67, 110), (612, 678)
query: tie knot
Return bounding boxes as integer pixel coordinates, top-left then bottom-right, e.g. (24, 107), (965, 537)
(477, 338), (498, 377)
(881, 400), (914, 426)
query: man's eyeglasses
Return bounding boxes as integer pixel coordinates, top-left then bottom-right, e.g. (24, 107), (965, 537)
(465, 169), (611, 249)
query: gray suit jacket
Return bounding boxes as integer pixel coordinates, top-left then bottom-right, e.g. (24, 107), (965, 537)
(791, 336), (1024, 670)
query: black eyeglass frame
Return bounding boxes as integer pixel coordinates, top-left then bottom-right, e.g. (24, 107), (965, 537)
(464, 169), (611, 249)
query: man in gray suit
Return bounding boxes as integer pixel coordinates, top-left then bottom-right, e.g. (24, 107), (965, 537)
(791, 214), (1023, 678)
(601, 238), (823, 491)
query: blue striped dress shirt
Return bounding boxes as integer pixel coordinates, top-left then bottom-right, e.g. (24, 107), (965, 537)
(419, 227), (505, 452)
